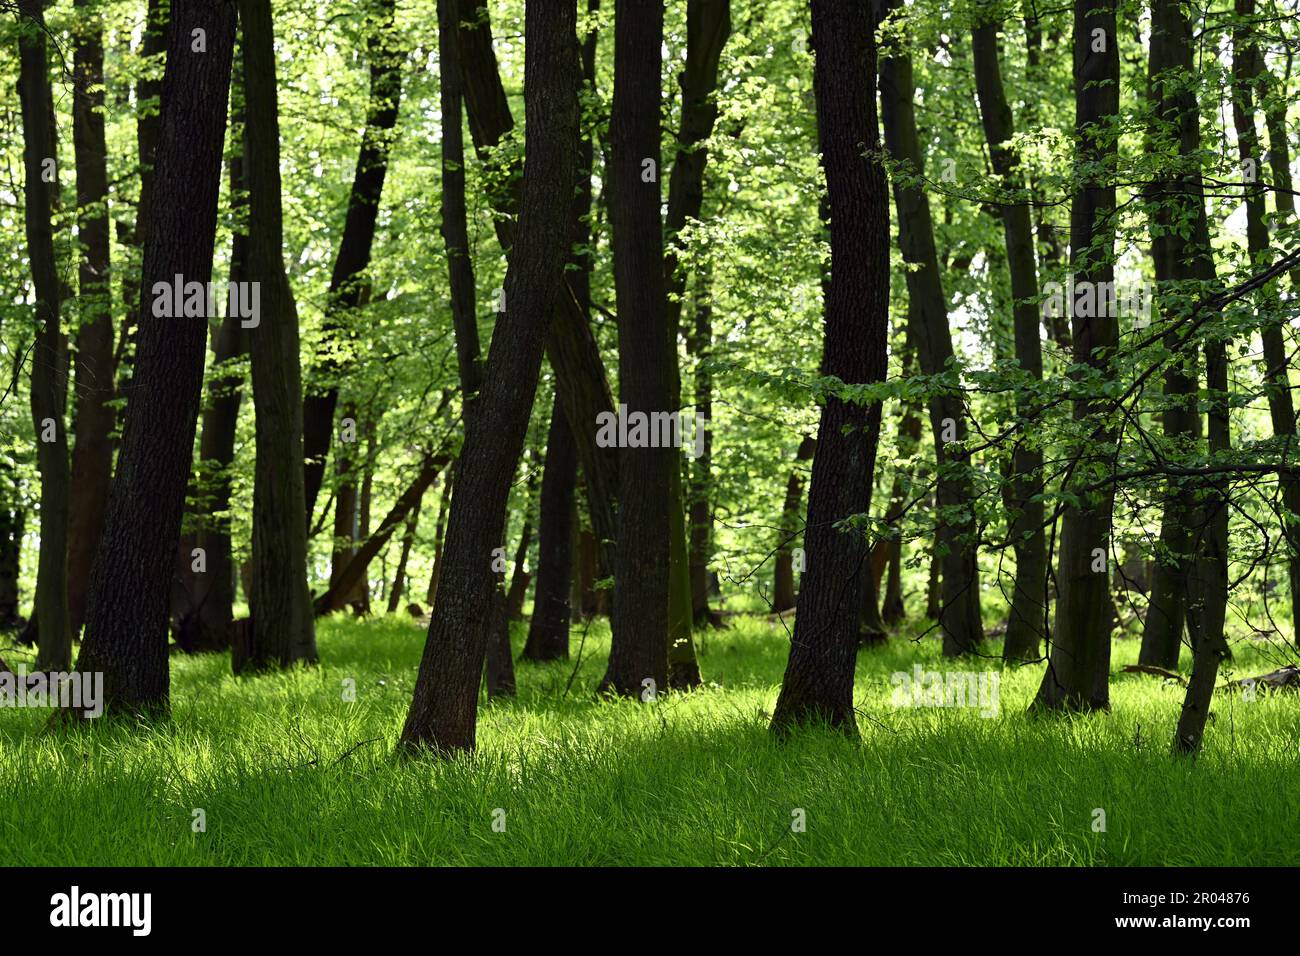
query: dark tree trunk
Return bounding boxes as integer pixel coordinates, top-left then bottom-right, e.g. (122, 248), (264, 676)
(177, 113), (250, 654)
(232, 0), (317, 674)
(1254, 14), (1300, 650)
(505, 508), (534, 619)
(769, 0), (889, 737)
(398, 0), (578, 754)
(67, 0), (116, 641)
(971, 15), (1047, 663)
(301, 0), (403, 520)
(773, 435), (816, 612)
(438, 0), (483, 408)
(453, 0), (621, 587)
(687, 269), (720, 626)
(484, 586), (516, 698)
(523, 397), (576, 661)
(0, 457), (21, 630)
(1032, 0), (1120, 712)
(386, 496), (421, 614)
(600, 0), (674, 698)
(18, 0), (72, 671)
(115, 0), (167, 400)
(576, 522), (604, 617)
(426, 464), (453, 606)
(879, 0), (984, 657)
(73, 0), (237, 719)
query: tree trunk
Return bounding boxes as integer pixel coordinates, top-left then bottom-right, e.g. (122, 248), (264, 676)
(1032, 0), (1120, 712)
(687, 268), (721, 626)
(66, 0), (116, 641)
(301, 0), (403, 520)
(0, 457), (22, 630)
(971, 15), (1047, 663)
(523, 398), (576, 660)
(453, 0), (621, 587)
(177, 117), (250, 654)
(386, 496), (421, 614)
(879, 0), (984, 657)
(398, 0), (578, 754)
(19, 0), (73, 671)
(773, 435), (816, 612)
(769, 0), (889, 737)
(73, 0), (237, 719)
(426, 465), (453, 607)
(600, 0), (674, 699)
(115, 0), (167, 401)
(881, 328), (922, 626)
(232, 0), (317, 674)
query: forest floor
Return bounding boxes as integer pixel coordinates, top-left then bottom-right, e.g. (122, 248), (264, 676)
(2, 612), (1297, 865)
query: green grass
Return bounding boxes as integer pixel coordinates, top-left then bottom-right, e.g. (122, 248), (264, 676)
(2, 613), (1297, 865)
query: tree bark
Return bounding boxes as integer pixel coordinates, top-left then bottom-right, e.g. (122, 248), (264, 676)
(398, 0), (578, 754)
(971, 13), (1047, 662)
(879, 0), (984, 657)
(452, 0), (621, 587)
(769, 0), (890, 737)
(386, 496), (421, 614)
(523, 397), (576, 660)
(232, 0), (317, 674)
(66, 0), (116, 641)
(600, 0), (674, 698)
(1032, 0), (1120, 712)
(73, 0), (237, 718)
(426, 464), (453, 606)
(18, 0), (72, 671)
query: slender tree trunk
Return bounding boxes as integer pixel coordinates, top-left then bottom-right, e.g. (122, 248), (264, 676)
(398, 0), (578, 754)
(386, 497), (421, 614)
(67, 0), (116, 641)
(0, 456), (21, 629)
(600, 0), (674, 698)
(881, 329), (922, 625)
(1032, 0), (1120, 712)
(301, 0), (403, 520)
(523, 398), (576, 660)
(73, 0), (237, 719)
(426, 465), (453, 607)
(773, 435), (816, 612)
(687, 268), (721, 626)
(879, 0), (984, 657)
(770, 0), (889, 737)
(18, 0), (72, 671)
(1256, 19), (1300, 650)
(971, 12), (1047, 662)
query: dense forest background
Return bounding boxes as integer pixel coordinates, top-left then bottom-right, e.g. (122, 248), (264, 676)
(0, 0), (1298, 865)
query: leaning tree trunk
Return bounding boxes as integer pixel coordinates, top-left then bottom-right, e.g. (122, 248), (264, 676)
(73, 0), (238, 718)
(67, 0), (116, 641)
(878, 0), (984, 658)
(971, 13), (1047, 663)
(600, 0), (675, 698)
(1032, 0), (1120, 712)
(453, 0), (621, 588)
(769, 0), (889, 737)
(301, 0), (403, 520)
(398, 0), (578, 755)
(18, 0), (72, 671)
